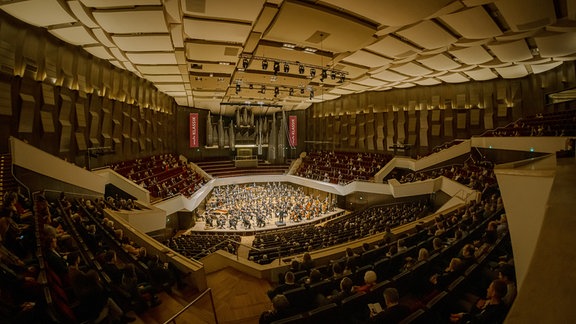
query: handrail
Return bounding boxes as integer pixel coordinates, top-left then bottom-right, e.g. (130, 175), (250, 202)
(163, 288), (218, 324)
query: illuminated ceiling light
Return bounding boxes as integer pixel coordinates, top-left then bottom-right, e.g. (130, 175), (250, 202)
(331, 71), (336, 80)
(283, 43), (296, 49)
(283, 63), (290, 73)
(273, 61), (280, 75)
(304, 47), (317, 53)
(298, 64), (305, 74)
(219, 62), (230, 65)
(310, 68), (316, 78)
(262, 59), (268, 70)
(242, 58), (249, 69)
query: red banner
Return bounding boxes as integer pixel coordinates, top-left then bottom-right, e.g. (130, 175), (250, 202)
(288, 115), (297, 147)
(189, 113), (199, 148)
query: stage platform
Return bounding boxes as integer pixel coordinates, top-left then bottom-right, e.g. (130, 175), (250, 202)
(184, 208), (346, 235)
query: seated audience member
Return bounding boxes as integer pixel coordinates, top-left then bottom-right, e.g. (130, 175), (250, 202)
(353, 270), (377, 293)
(268, 271), (297, 299)
(450, 279), (508, 324)
(44, 237), (70, 278)
(369, 288), (411, 324)
(330, 262), (344, 280)
(499, 264), (517, 307)
(121, 263), (160, 310)
(259, 294), (291, 324)
(429, 257), (463, 290)
(303, 269), (322, 286)
(326, 277), (354, 304)
(301, 252), (315, 273)
(417, 247), (429, 262)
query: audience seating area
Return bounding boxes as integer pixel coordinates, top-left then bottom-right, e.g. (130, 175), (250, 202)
(262, 194), (512, 323)
(249, 201), (429, 265)
(166, 232), (241, 260)
(194, 158), (292, 178)
(483, 108), (576, 137)
(294, 151), (393, 184)
(108, 154), (206, 199)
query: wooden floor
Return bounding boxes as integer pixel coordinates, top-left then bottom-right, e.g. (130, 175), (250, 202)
(130, 267), (272, 324)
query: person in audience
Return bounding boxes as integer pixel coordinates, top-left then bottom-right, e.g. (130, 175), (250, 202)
(44, 237), (70, 278)
(268, 271), (297, 299)
(429, 257), (463, 290)
(418, 247), (429, 262)
(450, 279), (508, 324)
(397, 238), (408, 253)
(259, 294), (291, 324)
(303, 269), (322, 286)
(353, 270), (377, 293)
(330, 262), (344, 280)
(326, 276), (354, 304)
(369, 287), (411, 323)
(301, 252), (315, 273)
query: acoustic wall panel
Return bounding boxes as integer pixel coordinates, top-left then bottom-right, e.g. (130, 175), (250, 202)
(0, 81), (12, 116)
(18, 93), (35, 133)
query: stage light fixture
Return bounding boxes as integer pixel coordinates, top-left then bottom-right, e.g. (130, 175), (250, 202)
(300, 88), (305, 95)
(274, 87), (280, 97)
(283, 62), (290, 73)
(339, 74), (346, 83)
(273, 61), (280, 75)
(331, 71), (336, 80)
(289, 88), (294, 96)
(310, 68), (316, 78)
(262, 59), (268, 70)
(260, 85), (266, 94)
(242, 58), (249, 69)
(298, 64), (305, 74)
(309, 90), (314, 100)
(249, 84), (253, 89)
(320, 69), (327, 82)
(235, 83), (241, 94)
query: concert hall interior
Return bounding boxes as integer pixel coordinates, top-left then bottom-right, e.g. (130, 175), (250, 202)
(1, 1), (576, 323)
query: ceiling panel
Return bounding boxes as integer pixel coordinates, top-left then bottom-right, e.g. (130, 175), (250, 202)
(185, 42), (241, 62)
(322, 0), (454, 27)
(396, 20), (457, 50)
(92, 9), (169, 34)
(112, 35), (174, 52)
(371, 69), (410, 82)
(126, 53), (178, 65)
(417, 54), (461, 70)
(414, 78), (442, 85)
(137, 65), (181, 75)
(49, 26), (97, 46)
(365, 36), (421, 58)
(183, 18), (252, 43)
(68, 1), (99, 28)
(180, 0), (265, 22)
(440, 6), (502, 39)
(488, 39), (533, 62)
(495, 64), (529, 78)
(145, 75), (184, 83)
(436, 73), (469, 83)
(83, 45), (114, 60)
(535, 31), (576, 57)
(449, 46), (494, 65)
(0, 0), (77, 27)
(79, 0), (161, 8)
(352, 77), (389, 87)
(463, 68), (499, 81)
(265, 1), (376, 53)
(390, 62), (432, 76)
(341, 50), (392, 68)
(495, 0), (556, 32)
(529, 61), (563, 74)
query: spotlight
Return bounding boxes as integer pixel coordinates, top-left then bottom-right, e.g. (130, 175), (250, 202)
(260, 85), (266, 94)
(298, 64), (305, 74)
(289, 88), (294, 96)
(339, 74), (346, 83)
(310, 68), (316, 78)
(249, 84), (253, 89)
(262, 59), (268, 70)
(242, 58), (249, 69)
(235, 83), (241, 94)
(274, 87), (280, 97)
(273, 61), (280, 75)
(300, 88), (305, 95)
(320, 69), (327, 82)
(283, 62), (290, 73)
(331, 71), (336, 80)
(309, 90), (314, 100)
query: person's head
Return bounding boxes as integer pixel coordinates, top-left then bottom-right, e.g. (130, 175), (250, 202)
(332, 262), (343, 276)
(68, 251), (81, 267)
(433, 237), (443, 250)
(271, 294), (290, 313)
(498, 264), (515, 283)
(364, 270), (377, 285)
(418, 248), (429, 261)
(362, 243), (370, 252)
(290, 260), (300, 271)
(308, 269), (322, 283)
(340, 277), (353, 293)
(397, 238), (405, 248)
(383, 287), (400, 307)
(448, 257), (462, 271)
(346, 247), (354, 257)
(487, 279), (508, 300)
(105, 250), (117, 263)
(284, 271), (295, 284)
(303, 252), (312, 263)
